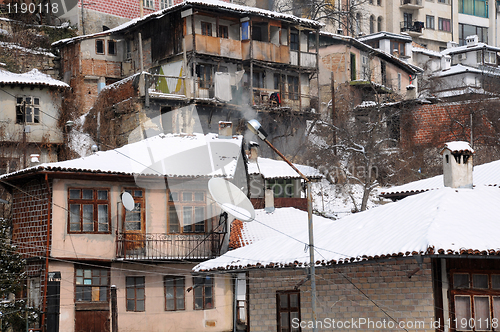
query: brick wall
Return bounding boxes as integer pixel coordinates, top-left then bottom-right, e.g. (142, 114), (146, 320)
(11, 177), (51, 258)
(248, 257), (435, 331)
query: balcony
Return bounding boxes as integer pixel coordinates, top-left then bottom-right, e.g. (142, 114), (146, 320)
(185, 35), (242, 59)
(400, 0), (423, 8)
(116, 232), (224, 260)
(242, 40), (290, 64)
(290, 51), (317, 68)
(400, 21), (424, 36)
(146, 73), (188, 99)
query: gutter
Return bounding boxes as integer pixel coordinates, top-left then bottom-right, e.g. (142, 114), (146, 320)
(41, 173), (52, 332)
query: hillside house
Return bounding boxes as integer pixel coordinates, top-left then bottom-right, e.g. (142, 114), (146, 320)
(53, 0), (322, 157)
(196, 141), (500, 332)
(0, 130), (247, 332)
(0, 68), (69, 172)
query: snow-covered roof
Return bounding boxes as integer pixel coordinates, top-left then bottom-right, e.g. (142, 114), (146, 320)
(229, 207), (334, 249)
(358, 31), (412, 43)
(433, 64), (500, 78)
(441, 43), (500, 55)
(0, 68), (68, 88)
(195, 186), (500, 271)
(247, 157), (322, 180)
(412, 43), (442, 58)
(319, 31), (423, 74)
(380, 157), (500, 197)
(0, 41), (56, 57)
(442, 141), (474, 154)
(53, 0), (322, 47)
(1, 133), (243, 179)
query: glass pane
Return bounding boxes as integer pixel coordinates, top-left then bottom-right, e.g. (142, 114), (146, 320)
(176, 298), (184, 310)
(474, 296), (490, 330)
(290, 293), (298, 307)
(99, 286), (107, 302)
(76, 277), (83, 285)
(195, 297), (203, 309)
(92, 286), (100, 301)
(166, 288), (174, 299)
(280, 294), (288, 308)
(126, 277), (134, 287)
(126, 288), (135, 299)
(84, 278), (92, 285)
(83, 287), (92, 301)
(169, 192), (178, 202)
(75, 287), (83, 301)
(127, 300), (135, 311)
(93, 276), (99, 285)
(97, 190), (108, 200)
(125, 221), (141, 231)
(82, 189), (93, 200)
(136, 288), (145, 300)
(84, 270), (91, 278)
(166, 299), (175, 310)
(83, 204), (93, 232)
(100, 277), (107, 285)
(183, 192), (192, 201)
(76, 269), (83, 276)
(165, 279), (174, 289)
(69, 204), (81, 231)
(493, 297), (500, 331)
(134, 190), (143, 197)
(194, 192), (204, 201)
(291, 312), (300, 332)
(34, 98), (39, 105)
(205, 286), (212, 298)
(25, 97), (31, 104)
(454, 273), (470, 288)
(69, 189), (80, 199)
(183, 207), (192, 232)
(473, 274), (489, 289)
(98, 205), (108, 231)
(205, 295), (213, 309)
(492, 275), (500, 289)
(281, 312), (289, 327)
(455, 295), (472, 331)
(169, 207), (179, 233)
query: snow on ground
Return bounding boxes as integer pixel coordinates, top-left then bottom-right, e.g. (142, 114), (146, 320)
(68, 113), (94, 157)
(312, 179), (391, 219)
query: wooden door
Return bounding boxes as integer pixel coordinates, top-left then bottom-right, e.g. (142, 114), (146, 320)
(75, 310), (110, 332)
(123, 189), (146, 254)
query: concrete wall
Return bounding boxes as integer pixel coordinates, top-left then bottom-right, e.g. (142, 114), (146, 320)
(247, 257), (435, 331)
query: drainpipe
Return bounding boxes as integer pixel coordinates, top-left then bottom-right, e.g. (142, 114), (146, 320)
(81, 0), (85, 35)
(233, 274), (237, 332)
(42, 174), (52, 332)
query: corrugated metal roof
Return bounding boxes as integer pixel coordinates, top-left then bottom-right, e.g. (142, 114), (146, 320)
(247, 157), (322, 180)
(195, 186), (500, 271)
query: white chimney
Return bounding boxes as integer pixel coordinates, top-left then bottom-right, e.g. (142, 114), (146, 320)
(466, 35), (479, 47)
(30, 154), (40, 166)
(218, 121), (233, 138)
(441, 54), (451, 70)
(441, 141), (474, 189)
(264, 188), (275, 213)
(248, 141), (259, 162)
(447, 41), (458, 49)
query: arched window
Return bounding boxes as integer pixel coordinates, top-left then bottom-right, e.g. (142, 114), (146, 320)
(356, 13), (362, 35)
(377, 0), (382, 5)
(370, 15), (375, 34)
(377, 16), (383, 32)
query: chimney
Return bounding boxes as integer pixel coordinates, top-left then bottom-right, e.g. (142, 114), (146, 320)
(466, 35), (479, 47)
(248, 141), (259, 162)
(264, 188), (275, 213)
(441, 54), (451, 70)
(218, 121), (233, 138)
(441, 141), (474, 189)
(30, 154), (40, 166)
(447, 41), (458, 49)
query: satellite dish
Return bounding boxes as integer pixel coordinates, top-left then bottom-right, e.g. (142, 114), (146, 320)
(121, 192), (135, 211)
(208, 178), (255, 222)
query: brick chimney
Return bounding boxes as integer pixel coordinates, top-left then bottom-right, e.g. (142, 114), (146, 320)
(441, 141), (474, 188)
(218, 121), (233, 138)
(248, 141), (259, 162)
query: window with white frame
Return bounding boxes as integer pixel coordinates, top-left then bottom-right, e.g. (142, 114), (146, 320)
(143, 0), (154, 9)
(16, 96), (40, 124)
(160, 0), (172, 9)
(485, 51), (497, 64)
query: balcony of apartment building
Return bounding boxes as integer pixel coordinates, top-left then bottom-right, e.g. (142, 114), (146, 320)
(116, 232), (224, 260)
(400, 20), (424, 36)
(400, 0), (424, 9)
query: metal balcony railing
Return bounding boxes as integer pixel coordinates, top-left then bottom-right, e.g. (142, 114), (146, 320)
(116, 232), (224, 260)
(400, 21), (424, 33)
(400, 0), (423, 6)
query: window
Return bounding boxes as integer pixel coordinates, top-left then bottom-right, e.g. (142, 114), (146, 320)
(377, 0), (381, 5)
(143, 0), (154, 9)
(391, 41), (406, 56)
(253, 71), (265, 88)
(451, 272), (500, 331)
(459, 23), (488, 45)
(287, 76), (299, 100)
(438, 0), (448, 3)
(350, 53), (356, 81)
(381, 61), (387, 86)
(96, 39), (104, 54)
(193, 275), (213, 310)
(277, 291), (301, 332)
(165, 276), (185, 311)
(370, 15), (375, 34)
(168, 190), (210, 233)
(16, 96), (40, 124)
(123, 189), (144, 231)
(355, 13), (362, 35)
(68, 188), (110, 233)
(438, 18), (451, 32)
(126, 276), (145, 312)
(201, 22), (212, 36)
(377, 16), (383, 32)
(108, 40), (116, 55)
(484, 51), (497, 64)
(398, 73), (402, 91)
(267, 179), (295, 198)
(459, 0), (488, 17)
(219, 25), (228, 38)
(426, 15), (435, 29)
(196, 64), (212, 89)
(160, 0), (171, 9)
(75, 268), (109, 302)
(274, 73), (281, 90)
(290, 29), (299, 51)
